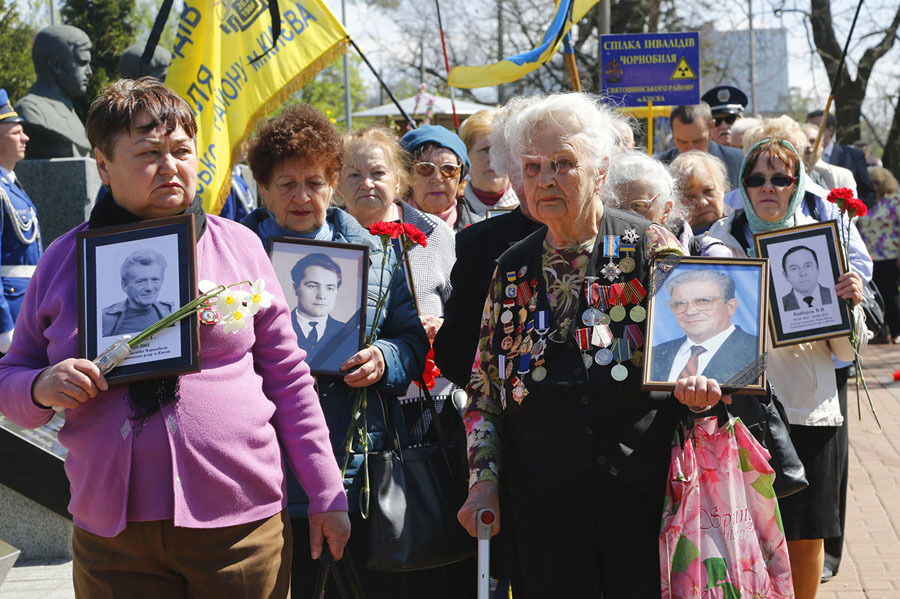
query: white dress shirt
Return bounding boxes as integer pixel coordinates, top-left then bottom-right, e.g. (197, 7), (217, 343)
(667, 324), (736, 381)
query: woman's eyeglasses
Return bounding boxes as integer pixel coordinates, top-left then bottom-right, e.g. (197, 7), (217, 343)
(414, 161), (461, 179)
(713, 114), (738, 127)
(522, 156), (578, 177)
(742, 174), (797, 188)
(627, 193), (660, 215)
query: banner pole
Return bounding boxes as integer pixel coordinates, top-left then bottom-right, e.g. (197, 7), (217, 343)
(562, 33), (581, 92)
(349, 38), (417, 130)
(647, 101), (653, 156)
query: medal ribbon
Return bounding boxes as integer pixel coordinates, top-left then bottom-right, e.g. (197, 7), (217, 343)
(603, 235), (620, 257)
(506, 270), (517, 283)
(611, 337), (633, 363)
(517, 281), (533, 305)
(535, 310), (549, 333)
(518, 352), (532, 373)
(619, 242), (636, 253)
(610, 283), (625, 306)
(622, 279), (647, 304)
(498, 353), (507, 379)
(624, 324), (645, 349)
(575, 327), (592, 350)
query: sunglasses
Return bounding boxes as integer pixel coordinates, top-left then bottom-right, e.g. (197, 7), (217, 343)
(713, 114), (738, 127)
(742, 174), (797, 188)
(414, 161), (461, 179)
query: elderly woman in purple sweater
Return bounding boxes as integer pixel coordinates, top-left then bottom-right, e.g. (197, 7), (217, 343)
(0, 78), (349, 598)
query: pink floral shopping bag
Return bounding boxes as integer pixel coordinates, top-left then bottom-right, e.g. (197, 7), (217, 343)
(660, 415), (794, 598)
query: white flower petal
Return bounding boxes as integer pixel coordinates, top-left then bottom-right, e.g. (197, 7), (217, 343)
(198, 280), (217, 294)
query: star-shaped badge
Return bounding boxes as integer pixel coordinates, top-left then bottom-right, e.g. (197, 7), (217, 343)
(600, 259), (621, 282)
(622, 227), (640, 244)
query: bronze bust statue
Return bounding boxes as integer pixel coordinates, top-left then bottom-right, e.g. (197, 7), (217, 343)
(15, 25), (93, 159)
(119, 42), (172, 82)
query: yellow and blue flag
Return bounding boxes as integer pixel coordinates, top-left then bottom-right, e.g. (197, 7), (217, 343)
(166, 0), (348, 214)
(448, 0), (598, 89)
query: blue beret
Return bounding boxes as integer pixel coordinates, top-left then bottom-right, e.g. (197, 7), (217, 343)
(400, 125), (470, 172)
(0, 89), (23, 124)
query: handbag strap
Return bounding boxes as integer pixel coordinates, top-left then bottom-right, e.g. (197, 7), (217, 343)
(313, 546), (365, 599)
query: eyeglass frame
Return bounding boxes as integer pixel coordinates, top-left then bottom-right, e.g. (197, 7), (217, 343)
(413, 161), (462, 180)
(666, 295), (729, 314)
(742, 174), (797, 189)
(521, 155), (580, 177)
(713, 114), (738, 127)
(627, 192), (661, 215)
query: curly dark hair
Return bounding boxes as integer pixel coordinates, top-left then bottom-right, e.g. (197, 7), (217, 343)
(247, 104), (343, 187)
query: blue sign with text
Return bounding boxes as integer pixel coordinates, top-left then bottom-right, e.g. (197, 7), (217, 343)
(600, 32), (700, 107)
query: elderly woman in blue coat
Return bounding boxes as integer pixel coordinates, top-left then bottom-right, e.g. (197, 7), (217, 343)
(242, 104), (429, 598)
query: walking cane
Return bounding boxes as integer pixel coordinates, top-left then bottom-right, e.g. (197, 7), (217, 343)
(477, 508), (496, 599)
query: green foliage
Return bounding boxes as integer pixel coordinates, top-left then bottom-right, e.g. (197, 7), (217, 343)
(274, 55), (369, 128)
(61, 0), (137, 116)
(0, 0), (37, 102)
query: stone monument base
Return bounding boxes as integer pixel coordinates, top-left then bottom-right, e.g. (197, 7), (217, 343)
(0, 484), (72, 560)
(15, 157), (101, 247)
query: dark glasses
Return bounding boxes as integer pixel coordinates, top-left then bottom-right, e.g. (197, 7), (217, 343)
(414, 161), (461, 179)
(713, 114), (738, 127)
(742, 174), (797, 188)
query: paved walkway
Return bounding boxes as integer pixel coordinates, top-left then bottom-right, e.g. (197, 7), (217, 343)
(2, 344), (899, 598)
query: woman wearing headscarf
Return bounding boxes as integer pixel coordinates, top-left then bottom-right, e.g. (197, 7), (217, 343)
(455, 93), (707, 596)
(0, 78), (349, 598)
(241, 105), (429, 597)
(707, 138), (864, 599)
(400, 124), (482, 231)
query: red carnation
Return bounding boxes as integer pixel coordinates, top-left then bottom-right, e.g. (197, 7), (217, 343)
(846, 197), (868, 218)
(369, 221), (402, 240)
(415, 345), (441, 391)
(893, 370), (900, 382)
(826, 187), (854, 206)
(400, 222), (428, 248)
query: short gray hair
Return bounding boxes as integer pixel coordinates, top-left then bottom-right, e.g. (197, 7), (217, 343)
(670, 150), (730, 193)
(488, 95), (543, 180)
(497, 93), (625, 188)
(121, 249), (167, 283)
(665, 268), (735, 300)
(602, 151), (684, 228)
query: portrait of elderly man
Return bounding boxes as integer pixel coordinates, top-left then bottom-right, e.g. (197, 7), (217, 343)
(290, 252), (360, 372)
(781, 245), (835, 311)
(15, 25), (93, 158)
(650, 268), (758, 383)
(101, 249), (174, 337)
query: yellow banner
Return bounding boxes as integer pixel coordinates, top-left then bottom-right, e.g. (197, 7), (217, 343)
(166, 0), (348, 214)
(448, 0), (597, 89)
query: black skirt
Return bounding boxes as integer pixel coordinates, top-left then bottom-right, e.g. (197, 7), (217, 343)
(778, 423), (842, 540)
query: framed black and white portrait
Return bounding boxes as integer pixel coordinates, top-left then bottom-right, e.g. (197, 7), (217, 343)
(76, 214), (199, 385)
(754, 221), (851, 347)
(269, 237), (368, 376)
(642, 257), (768, 394)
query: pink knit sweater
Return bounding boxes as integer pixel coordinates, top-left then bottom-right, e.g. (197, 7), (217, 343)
(0, 216), (347, 536)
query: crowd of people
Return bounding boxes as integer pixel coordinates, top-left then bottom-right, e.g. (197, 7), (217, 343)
(0, 72), (893, 599)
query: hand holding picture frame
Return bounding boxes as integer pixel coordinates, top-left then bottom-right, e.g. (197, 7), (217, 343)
(642, 256), (769, 394)
(76, 214), (200, 385)
(754, 221), (851, 347)
(268, 237), (368, 376)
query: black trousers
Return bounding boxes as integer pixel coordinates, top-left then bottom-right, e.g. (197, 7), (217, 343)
(511, 471), (662, 598)
(824, 366), (850, 573)
(873, 259), (900, 337)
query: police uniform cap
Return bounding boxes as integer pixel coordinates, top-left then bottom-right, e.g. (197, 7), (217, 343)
(701, 85), (748, 116)
(0, 89), (24, 124)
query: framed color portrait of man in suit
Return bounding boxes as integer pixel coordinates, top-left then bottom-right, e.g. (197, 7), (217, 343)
(642, 257), (768, 394)
(754, 221), (851, 347)
(269, 238), (367, 376)
(77, 214), (200, 385)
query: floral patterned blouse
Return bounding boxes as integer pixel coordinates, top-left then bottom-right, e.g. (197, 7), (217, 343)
(857, 195), (900, 260)
(464, 224), (682, 487)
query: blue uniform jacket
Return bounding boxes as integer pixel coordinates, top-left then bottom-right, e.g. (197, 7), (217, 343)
(243, 206), (429, 516)
(0, 166), (42, 333)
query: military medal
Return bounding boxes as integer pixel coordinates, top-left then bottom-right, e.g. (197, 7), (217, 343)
(575, 327), (593, 369)
(512, 380), (529, 404)
(500, 310), (513, 324)
(622, 227), (640, 244)
(619, 241), (636, 274)
(630, 350), (644, 367)
(610, 364), (629, 381)
(531, 364), (547, 382)
(594, 348), (613, 366)
(629, 306), (646, 322)
(199, 304), (220, 325)
(609, 304), (626, 322)
(601, 259), (621, 282)
(609, 338), (632, 381)
(518, 266), (528, 277)
(501, 336), (513, 350)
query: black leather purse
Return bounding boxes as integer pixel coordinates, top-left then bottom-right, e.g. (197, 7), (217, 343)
(313, 546), (365, 599)
(364, 385), (476, 572)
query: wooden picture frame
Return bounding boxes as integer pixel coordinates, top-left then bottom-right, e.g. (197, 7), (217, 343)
(268, 237), (369, 376)
(754, 221), (852, 347)
(76, 214), (199, 385)
(642, 256), (768, 394)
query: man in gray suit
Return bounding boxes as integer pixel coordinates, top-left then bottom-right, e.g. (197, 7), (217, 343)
(654, 102), (745, 190)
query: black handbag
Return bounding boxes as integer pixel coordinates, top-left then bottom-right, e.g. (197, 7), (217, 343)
(364, 384), (476, 572)
(313, 546), (365, 599)
(860, 279), (885, 336)
(709, 394), (808, 499)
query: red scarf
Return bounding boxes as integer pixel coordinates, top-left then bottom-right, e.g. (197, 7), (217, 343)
(471, 184), (509, 207)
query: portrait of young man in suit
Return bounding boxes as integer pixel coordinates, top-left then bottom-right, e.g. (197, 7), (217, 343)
(780, 245), (834, 312)
(290, 252), (359, 373)
(650, 269), (758, 384)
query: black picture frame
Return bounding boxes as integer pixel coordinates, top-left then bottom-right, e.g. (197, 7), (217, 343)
(268, 237), (369, 376)
(642, 256), (769, 394)
(754, 221), (852, 347)
(76, 214), (200, 385)
(486, 208), (515, 219)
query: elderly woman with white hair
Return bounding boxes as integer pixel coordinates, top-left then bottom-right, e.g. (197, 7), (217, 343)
(455, 93), (721, 596)
(604, 150), (732, 256)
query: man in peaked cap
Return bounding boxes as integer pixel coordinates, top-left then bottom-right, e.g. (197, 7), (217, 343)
(701, 85), (748, 149)
(0, 89), (42, 354)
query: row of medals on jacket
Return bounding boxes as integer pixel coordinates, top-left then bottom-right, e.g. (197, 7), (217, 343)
(497, 227), (648, 407)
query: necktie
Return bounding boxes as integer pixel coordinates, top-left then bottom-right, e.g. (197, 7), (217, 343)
(308, 321), (319, 344)
(679, 345), (707, 380)
(803, 296), (814, 307)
